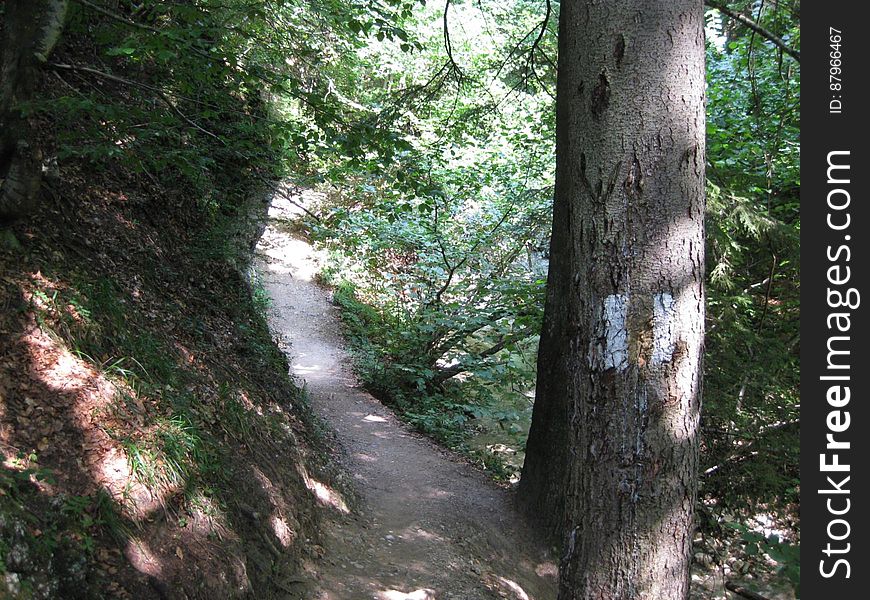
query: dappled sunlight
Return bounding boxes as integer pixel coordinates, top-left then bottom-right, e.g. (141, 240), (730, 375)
(495, 576), (531, 600)
(259, 234), (322, 282)
(305, 476), (350, 513)
(377, 588), (437, 600)
(16, 311), (178, 519)
(251, 465), (302, 546)
(534, 561), (558, 578)
(95, 446), (164, 517)
(271, 514), (295, 547)
(21, 310), (114, 401)
(255, 187), (328, 283)
(0, 89), (357, 594)
(409, 485), (451, 500)
(185, 491), (230, 538)
(267, 184), (325, 221)
(292, 362), (324, 375)
(297, 464), (350, 514)
(0, 0), (800, 592)
(397, 526), (445, 543)
(625, 218), (706, 446)
(663, 279), (704, 444)
(6, 276), (281, 596)
(253, 181), (559, 600)
(124, 538), (165, 580)
(265, 262), (294, 276)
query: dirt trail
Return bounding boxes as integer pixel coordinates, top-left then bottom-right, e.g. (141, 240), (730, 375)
(255, 191), (558, 600)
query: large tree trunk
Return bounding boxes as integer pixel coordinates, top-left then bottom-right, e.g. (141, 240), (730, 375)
(0, 0), (68, 223)
(518, 1), (706, 599)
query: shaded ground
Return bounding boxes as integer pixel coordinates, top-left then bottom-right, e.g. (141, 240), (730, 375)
(256, 190), (558, 600)
(1, 177), (331, 599)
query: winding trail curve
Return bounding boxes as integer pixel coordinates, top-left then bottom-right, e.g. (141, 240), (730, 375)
(255, 191), (557, 600)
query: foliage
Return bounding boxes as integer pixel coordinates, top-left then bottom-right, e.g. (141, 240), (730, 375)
(30, 0), (431, 226)
(295, 0), (801, 586)
(300, 0), (556, 478)
(4, 0), (801, 592)
(701, 2), (800, 566)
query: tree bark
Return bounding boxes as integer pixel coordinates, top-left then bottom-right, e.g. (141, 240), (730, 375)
(518, 1), (706, 599)
(0, 0), (69, 223)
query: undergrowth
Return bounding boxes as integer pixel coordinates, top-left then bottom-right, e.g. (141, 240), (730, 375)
(323, 273), (528, 482)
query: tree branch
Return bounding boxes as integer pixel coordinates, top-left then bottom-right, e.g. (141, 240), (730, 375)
(71, 0), (165, 37)
(428, 308), (513, 358)
(725, 581), (773, 600)
(442, 0), (464, 81)
(257, 178), (322, 222)
(523, 0), (552, 94)
(429, 204), (514, 308)
(48, 62), (225, 143)
(702, 419), (798, 477)
(433, 327), (536, 385)
(70, 0), (338, 120)
(705, 0), (800, 62)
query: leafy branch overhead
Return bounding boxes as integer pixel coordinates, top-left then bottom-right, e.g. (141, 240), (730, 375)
(705, 0), (800, 62)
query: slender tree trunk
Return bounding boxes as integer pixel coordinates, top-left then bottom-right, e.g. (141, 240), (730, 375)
(518, 1), (706, 598)
(0, 0), (68, 223)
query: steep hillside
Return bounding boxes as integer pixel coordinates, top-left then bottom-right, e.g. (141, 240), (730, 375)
(0, 5), (349, 597)
(0, 151), (351, 600)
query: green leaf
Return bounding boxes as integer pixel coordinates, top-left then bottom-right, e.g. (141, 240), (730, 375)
(106, 46), (136, 56)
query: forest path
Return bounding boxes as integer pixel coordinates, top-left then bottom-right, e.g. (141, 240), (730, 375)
(254, 190), (557, 600)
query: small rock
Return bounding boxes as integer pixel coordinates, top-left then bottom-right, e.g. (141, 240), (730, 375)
(5, 572), (21, 595)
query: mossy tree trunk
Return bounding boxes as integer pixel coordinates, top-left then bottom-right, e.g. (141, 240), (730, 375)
(0, 0), (68, 225)
(518, 1), (706, 598)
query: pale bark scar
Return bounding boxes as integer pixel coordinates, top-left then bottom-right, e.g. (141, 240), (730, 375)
(597, 293), (629, 371)
(651, 292), (676, 366)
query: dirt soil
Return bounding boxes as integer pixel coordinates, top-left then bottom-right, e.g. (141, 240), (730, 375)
(255, 191), (558, 600)
(1, 175), (334, 599)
